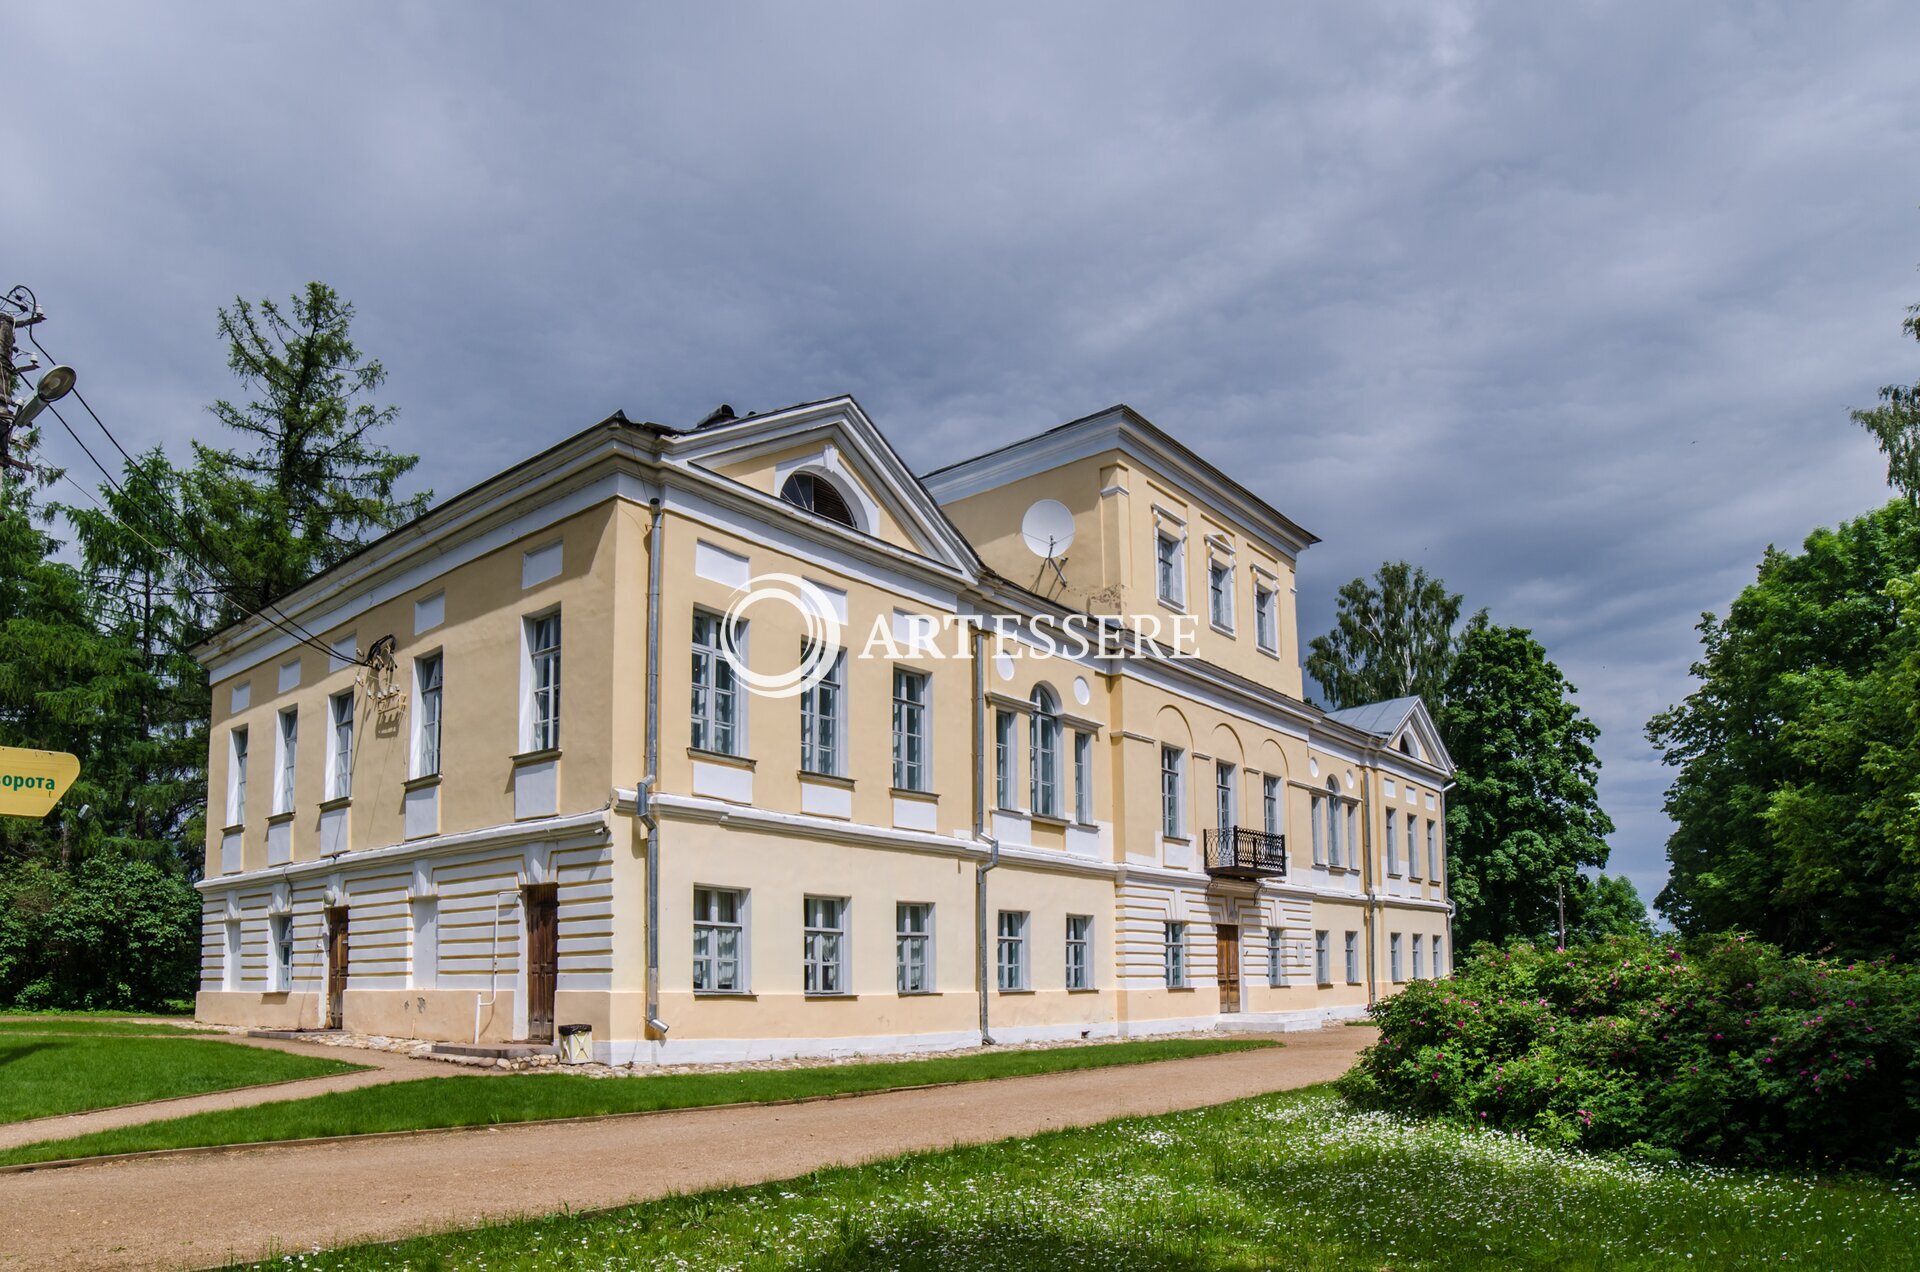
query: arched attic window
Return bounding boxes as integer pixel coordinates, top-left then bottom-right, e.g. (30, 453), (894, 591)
(780, 472), (857, 528)
(1398, 732), (1421, 759)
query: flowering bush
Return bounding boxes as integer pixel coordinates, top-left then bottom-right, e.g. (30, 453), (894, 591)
(1338, 934), (1920, 1174)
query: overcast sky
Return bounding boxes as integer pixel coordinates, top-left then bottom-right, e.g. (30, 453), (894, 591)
(12, 3), (1918, 909)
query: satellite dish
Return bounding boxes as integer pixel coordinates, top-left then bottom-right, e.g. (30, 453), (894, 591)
(1021, 499), (1076, 559)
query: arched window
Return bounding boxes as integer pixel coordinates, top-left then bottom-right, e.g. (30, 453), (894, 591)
(1398, 732), (1420, 759)
(1030, 686), (1061, 817)
(1324, 779), (1343, 868)
(779, 472), (856, 528)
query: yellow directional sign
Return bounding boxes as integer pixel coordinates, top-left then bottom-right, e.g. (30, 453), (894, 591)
(0, 747), (80, 817)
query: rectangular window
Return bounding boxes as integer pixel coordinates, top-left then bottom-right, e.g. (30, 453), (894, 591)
(1390, 932), (1404, 981)
(1030, 707), (1060, 818)
(1215, 761), (1236, 834)
(1254, 583), (1278, 652)
(1160, 745), (1184, 838)
(994, 709), (1017, 808)
(896, 902), (933, 994)
(1346, 804), (1358, 868)
(799, 645), (843, 775)
(1267, 927), (1286, 987)
(1326, 794), (1343, 868)
(996, 910), (1029, 991)
(1344, 930), (1360, 984)
(1073, 732), (1093, 824)
(1386, 808), (1400, 875)
(892, 668), (930, 791)
(694, 887), (746, 993)
(1262, 775), (1280, 838)
(1408, 811), (1422, 880)
(1427, 819), (1440, 882)
(1433, 935), (1447, 977)
(1155, 530), (1184, 606)
(1310, 794), (1325, 864)
(1164, 921), (1188, 987)
(328, 691), (354, 800)
(414, 654), (443, 778)
(275, 708), (298, 814)
(1411, 933), (1425, 980)
(527, 611), (562, 751)
(1314, 929), (1330, 984)
(1065, 914), (1092, 990)
(227, 727), (249, 827)
(690, 611), (739, 756)
(1208, 560), (1234, 630)
(410, 897), (439, 988)
(802, 895), (846, 995)
(270, 914), (294, 993)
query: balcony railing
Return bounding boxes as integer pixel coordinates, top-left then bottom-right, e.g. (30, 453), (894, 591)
(1202, 825), (1288, 880)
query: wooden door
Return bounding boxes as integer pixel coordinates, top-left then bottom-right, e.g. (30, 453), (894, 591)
(325, 908), (349, 1030)
(524, 885), (558, 1042)
(1216, 924), (1241, 1014)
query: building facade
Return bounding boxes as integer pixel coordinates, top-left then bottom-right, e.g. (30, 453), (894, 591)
(194, 398), (1454, 1063)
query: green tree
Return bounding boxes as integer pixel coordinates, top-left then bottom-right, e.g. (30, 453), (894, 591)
(1564, 872), (1653, 943)
(1852, 301), (1920, 505)
(1649, 500), (1920, 956)
(189, 282), (429, 618)
(1436, 617), (1613, 946)
(1306, 561), (1465, 710)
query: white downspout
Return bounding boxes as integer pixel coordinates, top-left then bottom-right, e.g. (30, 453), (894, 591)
(973, 624), (1000, 1046)
(471, 889), (516, 1044)
(641, 497), (669, 1042)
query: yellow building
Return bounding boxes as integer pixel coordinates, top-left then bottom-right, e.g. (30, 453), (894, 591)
(194, 397), (1454, 1063)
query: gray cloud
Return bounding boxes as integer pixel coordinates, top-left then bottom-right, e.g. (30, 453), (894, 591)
(14, 2), (1918, 908)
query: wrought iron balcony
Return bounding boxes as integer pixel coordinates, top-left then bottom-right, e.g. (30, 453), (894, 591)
(1203, 826), (1287, 880)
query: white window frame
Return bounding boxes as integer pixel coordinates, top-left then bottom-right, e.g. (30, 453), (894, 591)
(1386, 808), (1400, 875)
(994, 708), (1017, 809)
(690, 610), (741, 756)
(523, 609), (562, 752)
(799, 644), (844, 776)
(1155, 529), (1186, 608)
(996, 909), (1030, 991)
(1030, 687), (1061, 818)
(694, 886), (748, 994)
(1254, 582), (1278, 653)
(1433, 935), (1447, 976)
(1344, 930), (1360, 984)
(1411, 932), (1425, 980)
(803, 895), (847, 995)
(1215, 760), (1237, 834)
(270, 913), (294, 993)
(1160, 745), (1185, 838)
(896, 902), (933, 995)
(1065, 913), (1093, 990)
(227, 726), (249, 827)
(1207, 559), (1235, 631)
(1314, 929), (1330, 984)
(1427, 819), (1441, 882)
(1310, 793), (1325, 864)
(1408, 812), (1422, 880)
(1390, 931), (1404, 982)
(1164, 920), (1188, 987)
(413, 652), (443, 779)
(1267, 927), (1286, 987)
(326, 690), (354, 801)
(891, 668), (930, 792)
(1325, 781), (1343, 868)
(1262, 775), (1281, 838)
(274, 707), (298, 815)
(1073, 731), (1094, 825)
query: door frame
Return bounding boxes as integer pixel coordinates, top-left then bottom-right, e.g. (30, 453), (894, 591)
(324, 906), (349, 1031)
(523, 883), (558, 1043)
(1216, 923), (1241, 1014)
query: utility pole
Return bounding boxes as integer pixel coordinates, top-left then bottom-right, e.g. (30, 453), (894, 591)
(1, 285), (77, 477)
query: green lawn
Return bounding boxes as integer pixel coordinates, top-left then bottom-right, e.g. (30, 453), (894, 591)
(0, 1028), (363, 1125)
(0, 1015), (212, 1036)
(0, 1037), (1268, 1166)
(249, 1088), (1920, 1271)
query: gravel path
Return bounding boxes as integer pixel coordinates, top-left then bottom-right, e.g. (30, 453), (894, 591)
(0, 1035), (468, 1154)
(0, 1026), (1373, 1271)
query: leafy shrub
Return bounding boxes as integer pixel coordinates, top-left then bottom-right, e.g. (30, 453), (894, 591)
(1339, 934), (1920, 1175)
(0, 855), (200, 1010)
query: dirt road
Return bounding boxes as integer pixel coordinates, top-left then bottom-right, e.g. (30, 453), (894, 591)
(0, 1026), (1372, 1270)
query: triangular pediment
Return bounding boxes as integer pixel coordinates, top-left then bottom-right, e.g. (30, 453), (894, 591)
(663, 397), (980, 577)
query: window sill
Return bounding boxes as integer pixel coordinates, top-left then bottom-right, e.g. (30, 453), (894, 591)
(403, 774), (442, 792)
(689, 747), (755, 769)
(317, 796), (352, 813)
(896, 990), (942, 997)
(221, 822), (245, 835)
(694, 990), (756, 999)
(1166, 984), (1194, 993)
(512, 747), (563, 765)
(804, 993), (857, 1001)
(1162, 834), (1192, 846)
(1067, 986), (1098, 994)
(1208, 621), (1236, 638)
(890, 787), (938, 801)
(1156, 596), (1187, 616)
(799, 770), (854, 788)
(267, 811), (295, 826)
(1256, 643), (1280, 659)
(996, 988), (1035, 996)
(1030, 813), (1070, 829)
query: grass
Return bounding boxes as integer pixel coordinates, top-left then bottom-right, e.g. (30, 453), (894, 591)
(0, 1028), (363, 1125)
(0, 1016), (213, 1036)
(0, 1037), (1269, 1167)
(249, 1087), (1920, 1271)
